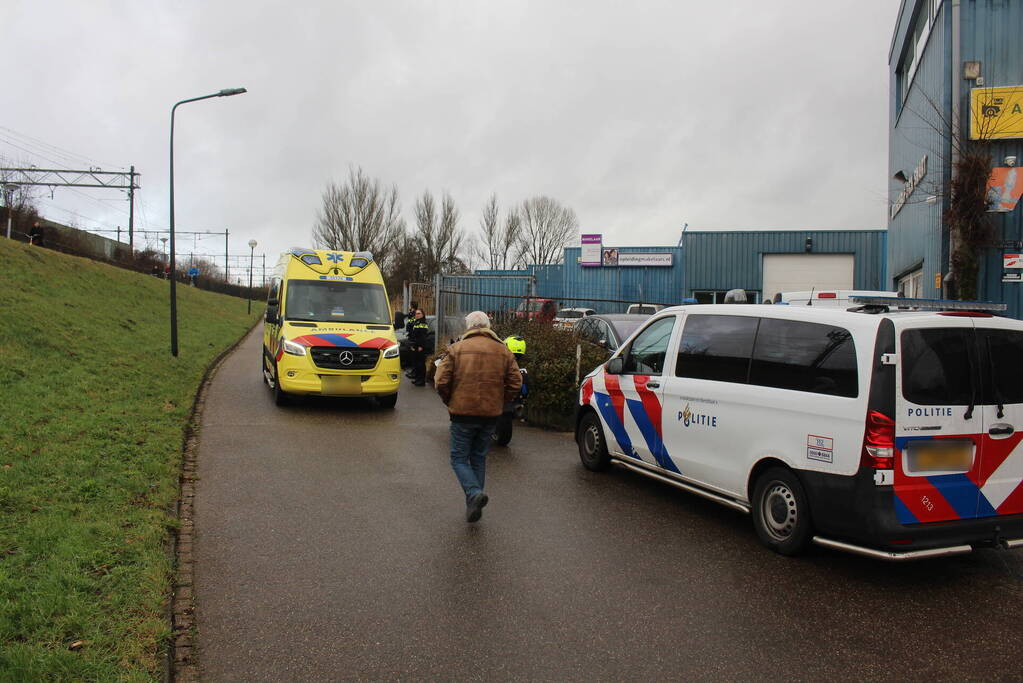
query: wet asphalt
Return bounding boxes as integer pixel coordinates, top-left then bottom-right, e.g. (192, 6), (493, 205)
(194, 328), (1023, 681)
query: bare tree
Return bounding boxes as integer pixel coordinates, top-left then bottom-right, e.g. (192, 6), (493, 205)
(516, 195), (578, 266)
(414, 190), (467, 277)
(0, 157), (41, 240)
(474, 193), (523, 270)
(313, 167), (404, 261)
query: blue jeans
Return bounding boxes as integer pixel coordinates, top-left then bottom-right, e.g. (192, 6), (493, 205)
(449, 421), (496, 502)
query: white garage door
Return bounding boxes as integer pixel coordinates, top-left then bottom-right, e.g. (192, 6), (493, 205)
(762, 254), (855, 301)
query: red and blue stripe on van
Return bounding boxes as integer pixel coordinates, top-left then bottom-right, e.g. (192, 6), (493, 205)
(585, 374), (680, 474)
(290, 334), (393, 349)
(893, 433), (1023, 524)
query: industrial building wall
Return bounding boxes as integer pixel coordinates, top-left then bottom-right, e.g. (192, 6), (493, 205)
(963, 0), (1023, 317)
(887, 0), (950, 298)
(681, 230), (886, 301)
(559, 246), (684, 311)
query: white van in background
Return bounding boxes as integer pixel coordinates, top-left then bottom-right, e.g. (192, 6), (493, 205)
(575, 296), (1023, 561)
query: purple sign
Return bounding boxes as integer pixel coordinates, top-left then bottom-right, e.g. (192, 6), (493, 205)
(581, 234), (602, 266)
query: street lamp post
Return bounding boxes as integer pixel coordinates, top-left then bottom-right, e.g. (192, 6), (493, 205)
(169, 87), (247, 357)
(247, 239), (257, 315)
(4, 184), (19, 240)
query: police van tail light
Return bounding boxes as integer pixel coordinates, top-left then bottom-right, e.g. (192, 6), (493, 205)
(862, 410), (895, 469)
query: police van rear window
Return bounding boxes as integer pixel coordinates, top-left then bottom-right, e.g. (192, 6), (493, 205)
(980, 329), (1023, 405)
(902, 328), (1023, 406)
(901, 328), (974, 406)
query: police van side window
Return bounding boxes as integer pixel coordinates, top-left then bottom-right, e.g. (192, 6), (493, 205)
(675, 314), (758, 383)
(749, 319), (858, 398)
(901, 328), (974, 405)
(622, 317), (676, 375)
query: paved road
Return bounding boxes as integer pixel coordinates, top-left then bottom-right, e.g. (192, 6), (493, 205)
(195, 327), (1023, 681)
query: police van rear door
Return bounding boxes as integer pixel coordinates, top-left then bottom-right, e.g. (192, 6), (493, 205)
(967, 316), (1023, 518)
(894, 316), (987, 524)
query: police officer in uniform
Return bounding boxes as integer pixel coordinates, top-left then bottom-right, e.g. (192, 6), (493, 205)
(407, 309), (430, 386)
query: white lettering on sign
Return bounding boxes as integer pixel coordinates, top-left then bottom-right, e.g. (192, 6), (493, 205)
(891, 155), (928, 219)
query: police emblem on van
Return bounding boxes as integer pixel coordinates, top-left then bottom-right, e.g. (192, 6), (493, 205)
(678, 404), (718, 428)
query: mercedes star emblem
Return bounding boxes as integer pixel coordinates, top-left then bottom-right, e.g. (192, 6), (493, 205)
(338, 351), (355, 366)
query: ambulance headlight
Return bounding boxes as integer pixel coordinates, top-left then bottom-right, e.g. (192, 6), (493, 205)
(382, 343), (400, 359)
(282, 339), (307, 356)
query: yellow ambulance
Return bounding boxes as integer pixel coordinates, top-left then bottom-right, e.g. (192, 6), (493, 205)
(262, 248), (401, 407)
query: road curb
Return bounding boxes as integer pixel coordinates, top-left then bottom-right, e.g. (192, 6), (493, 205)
(168, 320), (261, 682)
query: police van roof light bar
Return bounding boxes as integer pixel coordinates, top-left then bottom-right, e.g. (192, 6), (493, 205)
(849, 296), (1007, 312)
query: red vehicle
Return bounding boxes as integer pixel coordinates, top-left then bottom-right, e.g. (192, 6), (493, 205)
(515, 298), (558, 322)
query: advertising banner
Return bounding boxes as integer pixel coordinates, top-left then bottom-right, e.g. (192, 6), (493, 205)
(988, 167), (1023, 212)
(617, 252), (673, 267)
(581, 234), (602, 266)
(971, 86), (1023, 140)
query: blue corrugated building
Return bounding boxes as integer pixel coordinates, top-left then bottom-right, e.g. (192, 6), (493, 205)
(889, 0), (1023, 316)
(466, 230), (885, 313)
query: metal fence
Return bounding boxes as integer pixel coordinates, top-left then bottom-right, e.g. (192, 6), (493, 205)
(434, 273), (534, 345)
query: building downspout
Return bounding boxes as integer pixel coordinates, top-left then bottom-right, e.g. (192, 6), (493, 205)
(944, 0), (961, 298)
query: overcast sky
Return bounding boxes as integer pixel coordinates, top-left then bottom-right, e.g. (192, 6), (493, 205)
(4, 0), (898, 276)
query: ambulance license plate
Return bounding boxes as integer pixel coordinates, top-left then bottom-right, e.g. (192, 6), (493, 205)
(905, 439), (973, 473)
(320, 375), (361, 395)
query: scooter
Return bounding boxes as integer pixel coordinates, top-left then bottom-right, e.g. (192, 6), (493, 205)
(493, 366), (528, 446)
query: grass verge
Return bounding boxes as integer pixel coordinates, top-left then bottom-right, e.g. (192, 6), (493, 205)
(0, 240), (261, 680)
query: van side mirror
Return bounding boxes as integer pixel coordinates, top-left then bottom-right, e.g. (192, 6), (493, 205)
(265, 308), (279, 324)
(267, 298), (279, 307)
(606, 357), (624, 374)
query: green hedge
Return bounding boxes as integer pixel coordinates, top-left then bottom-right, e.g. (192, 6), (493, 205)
(491, 320), (608, 430)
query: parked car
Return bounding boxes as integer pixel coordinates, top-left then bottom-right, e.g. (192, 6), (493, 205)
(515, 298), (558, 322)
(554, 307), (596, 329)
(574, 314), (652, 354)
(626, 303), (664, 315)
(575, 296), (1023, 561)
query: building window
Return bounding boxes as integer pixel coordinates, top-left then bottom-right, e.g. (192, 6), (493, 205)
(692, 290), (760, 304)
(897, 0), (941, 105)
(898, 270), (924, 298)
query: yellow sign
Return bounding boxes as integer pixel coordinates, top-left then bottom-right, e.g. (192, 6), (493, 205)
(970, 86), (1023, 139)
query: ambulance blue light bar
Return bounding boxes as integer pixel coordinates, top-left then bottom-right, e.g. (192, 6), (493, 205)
(850, 296), (1007, 312)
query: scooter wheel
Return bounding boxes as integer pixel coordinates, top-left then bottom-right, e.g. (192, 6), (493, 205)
(492, 416), (513, 446)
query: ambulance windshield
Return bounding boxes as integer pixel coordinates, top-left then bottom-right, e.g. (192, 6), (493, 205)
(285, 281), (390, 324)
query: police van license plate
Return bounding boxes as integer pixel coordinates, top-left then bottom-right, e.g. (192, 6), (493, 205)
(905, 439), (973, 473)
(320, 375), (361, 395)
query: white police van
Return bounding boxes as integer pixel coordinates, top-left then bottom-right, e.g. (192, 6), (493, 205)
(575, 297), (1023, 560)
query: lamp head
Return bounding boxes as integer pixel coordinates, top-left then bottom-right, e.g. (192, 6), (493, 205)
(248, 239), (258, 248)
(218, 87), (247, 97)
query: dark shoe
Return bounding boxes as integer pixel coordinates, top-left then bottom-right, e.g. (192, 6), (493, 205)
(466, 492), (489, 523)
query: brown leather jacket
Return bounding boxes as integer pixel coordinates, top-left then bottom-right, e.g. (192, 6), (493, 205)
(435, 328), (522, 419)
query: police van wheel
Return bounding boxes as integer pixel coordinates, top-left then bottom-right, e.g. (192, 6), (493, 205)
(577, 412), (611, 472)
(377, 393), (398, 409)
(752, 467), (812, 556)
(272, 363), (290, 406)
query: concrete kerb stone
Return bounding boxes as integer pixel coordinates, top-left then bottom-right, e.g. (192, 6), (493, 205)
(167, 320), (261, 682)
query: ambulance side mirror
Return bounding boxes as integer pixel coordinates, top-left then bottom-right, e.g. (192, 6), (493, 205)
(606, 357), (624, 374)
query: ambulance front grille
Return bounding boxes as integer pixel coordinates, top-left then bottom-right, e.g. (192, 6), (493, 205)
(309, 346), (380, 370)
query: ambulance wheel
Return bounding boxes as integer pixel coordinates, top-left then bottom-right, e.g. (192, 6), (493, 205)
(577, 411), (611, 472)
(377, 393), (398, 409)
(272, 362), (290, 406)
(752, 467), (812, 556)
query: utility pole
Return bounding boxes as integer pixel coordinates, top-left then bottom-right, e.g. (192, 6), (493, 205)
(224, 228), (229, 282)
(128, 165), (136, 254)
(261, 253), (266, 287)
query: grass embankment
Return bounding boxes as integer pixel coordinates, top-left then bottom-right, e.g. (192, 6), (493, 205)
(0, 240), (261, 680)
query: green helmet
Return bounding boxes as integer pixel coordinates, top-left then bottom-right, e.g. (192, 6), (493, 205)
(505, 335), (526, 355)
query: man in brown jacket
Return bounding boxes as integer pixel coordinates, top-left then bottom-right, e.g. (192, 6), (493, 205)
(435, 311), (522, 522)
